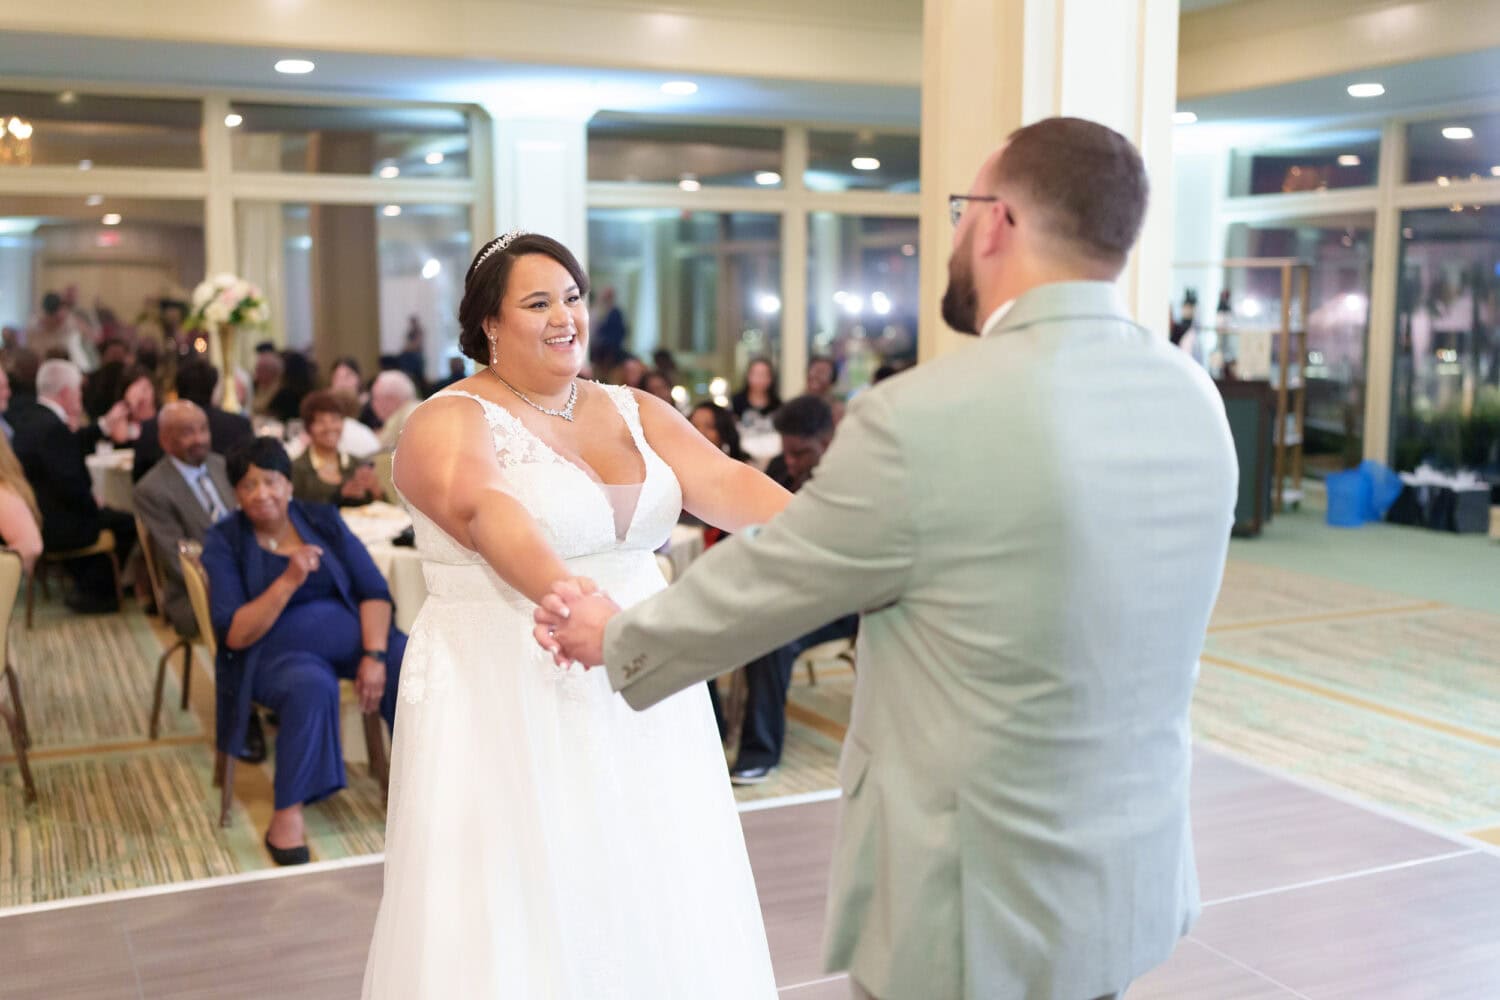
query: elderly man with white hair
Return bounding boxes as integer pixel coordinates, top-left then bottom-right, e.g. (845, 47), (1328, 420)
(10, 359), (137, 612)
(372, 370), (420, 452)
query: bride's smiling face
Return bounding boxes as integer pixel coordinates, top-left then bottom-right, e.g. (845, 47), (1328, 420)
(487, 254), (589, 381)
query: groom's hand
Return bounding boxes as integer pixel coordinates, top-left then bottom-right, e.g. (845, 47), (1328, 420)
(533, 578), (619, 668)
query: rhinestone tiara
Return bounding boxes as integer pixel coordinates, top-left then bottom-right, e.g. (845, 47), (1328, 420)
(473, 229), (527, 271)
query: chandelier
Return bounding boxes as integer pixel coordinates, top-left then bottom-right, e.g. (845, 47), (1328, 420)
(0, 116), (33, 167)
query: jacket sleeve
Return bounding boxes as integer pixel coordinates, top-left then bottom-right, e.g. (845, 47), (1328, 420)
(200, 523), (246, 645)
(603, 389), (916, 709)
(132, 476), (188, 604)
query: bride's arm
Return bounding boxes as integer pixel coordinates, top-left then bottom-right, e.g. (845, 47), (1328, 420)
(632, 389), (792, 532)
(393, 397), (576, 605)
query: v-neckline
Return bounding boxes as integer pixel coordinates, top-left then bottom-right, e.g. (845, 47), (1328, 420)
(450, 386), (651, 488)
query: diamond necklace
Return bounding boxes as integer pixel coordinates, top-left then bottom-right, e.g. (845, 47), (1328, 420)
(487, 367), (578, 421)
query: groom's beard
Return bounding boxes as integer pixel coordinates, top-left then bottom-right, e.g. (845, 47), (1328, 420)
(941, 253), (980, 336)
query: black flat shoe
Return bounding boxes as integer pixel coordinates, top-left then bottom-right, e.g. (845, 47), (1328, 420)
(730, 764), (775, 786)
(264, 833), (309, 866)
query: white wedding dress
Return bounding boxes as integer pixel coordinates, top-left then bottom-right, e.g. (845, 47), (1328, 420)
(363, 385), (777, 998)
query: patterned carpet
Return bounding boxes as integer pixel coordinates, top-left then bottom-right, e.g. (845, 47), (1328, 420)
(3, 506), (1498, 906)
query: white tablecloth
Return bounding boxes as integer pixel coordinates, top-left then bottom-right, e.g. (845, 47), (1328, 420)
(739, 429), (780, 472)
(86, 449), (135, 513)
(341, 504), (426, 632)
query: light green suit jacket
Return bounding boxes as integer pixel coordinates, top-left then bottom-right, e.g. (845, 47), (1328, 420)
(604, 281), (1238, 1000)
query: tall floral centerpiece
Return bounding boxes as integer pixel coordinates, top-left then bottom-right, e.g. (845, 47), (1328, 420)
(187, 274), (269, 413)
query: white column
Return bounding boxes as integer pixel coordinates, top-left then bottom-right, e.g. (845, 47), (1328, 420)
(1362, 120), (1405, 463)
(778, 127), (810, 401)
(482, 108), (591, 266)
(918, 0), (1181, 361)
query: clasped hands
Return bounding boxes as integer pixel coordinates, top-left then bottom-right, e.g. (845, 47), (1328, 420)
(532, 578), (621, 668)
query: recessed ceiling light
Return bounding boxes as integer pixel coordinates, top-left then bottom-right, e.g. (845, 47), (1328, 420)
(754, 171), (781, 186)
(661, 81), (698, 96)
(57, 90), (77, 105)
(381, 204), (402, 217)
(1347, 83), (1385, 98)
(224, 113), (243, 128)
(1442, 126), (1474, 141)
(101, 213), (121, 226)
(274, 59), (315, 75)
(1491, 165), (1500, 177)
(85, 194), (103, 207)
(851, 157), (880, 171)
(78, 159), (93, 171)
(421, 258), (441, 279)
(425, 151), (445, 165)
(1172, 111), (1198, 125)
(678, 177), (702, 192)
(378, 164), (400, 179)
(1337, 154), (1361, 167)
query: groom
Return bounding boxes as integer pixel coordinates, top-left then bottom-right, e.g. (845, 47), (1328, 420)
(537, 117), (1237, 1000)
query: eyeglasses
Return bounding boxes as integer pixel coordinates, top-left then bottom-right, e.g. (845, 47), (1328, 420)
(948, 194), (1014, 227)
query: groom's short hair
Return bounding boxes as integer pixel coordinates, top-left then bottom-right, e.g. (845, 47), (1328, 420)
(992, 117), (1148, 268)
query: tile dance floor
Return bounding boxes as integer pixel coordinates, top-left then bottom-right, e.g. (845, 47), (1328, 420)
(5, 745), (1499, 999)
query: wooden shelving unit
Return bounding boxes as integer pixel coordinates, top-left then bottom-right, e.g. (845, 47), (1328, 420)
(1174, 257), (1311, 515)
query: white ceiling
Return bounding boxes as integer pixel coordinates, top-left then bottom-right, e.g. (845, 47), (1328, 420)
(0, 31), (920, 126)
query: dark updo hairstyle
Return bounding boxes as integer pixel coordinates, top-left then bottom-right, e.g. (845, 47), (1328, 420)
(457, 233), (590, 364)
(227, 436), (293, 487)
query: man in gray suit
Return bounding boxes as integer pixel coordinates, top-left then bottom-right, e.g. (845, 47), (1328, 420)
(134, 400), (237, 636)
(537, 117), (1237, 1000)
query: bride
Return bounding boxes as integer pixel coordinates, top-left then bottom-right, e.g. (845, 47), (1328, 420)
(362, 232), (790, 998)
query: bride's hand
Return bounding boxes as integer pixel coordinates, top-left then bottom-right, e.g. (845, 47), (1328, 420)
(534, 578), (614, 668)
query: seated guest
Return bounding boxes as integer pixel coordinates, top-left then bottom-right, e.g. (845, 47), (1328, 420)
(202, 437), (405, 865)
(133, 360), (254, 481)
(804, 354), (846, 424)
(638, 369), (676, 408)
(686, 400), (750, 738)
(370, 370), (419, 451)
(689, 401), (747, 463)
(134, 401), (237, 636)
(333, 389), (381, 460)
(266, 351), (315, 424)
(0, 432), (43, 573)
(291, 391), (382, 507)
(95, 366), (158, 447)
(730, 394), (857, 784)
(730, 357), (782, 432)
(10, 359), (137, 612)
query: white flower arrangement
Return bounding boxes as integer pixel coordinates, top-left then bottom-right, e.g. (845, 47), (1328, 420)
(187, 273), (270, 334)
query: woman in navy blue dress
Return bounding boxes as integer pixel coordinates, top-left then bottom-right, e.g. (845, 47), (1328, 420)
(202, 437), (405, 865)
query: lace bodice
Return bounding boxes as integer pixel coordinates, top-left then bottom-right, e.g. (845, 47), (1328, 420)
(394, 383), (682, 575)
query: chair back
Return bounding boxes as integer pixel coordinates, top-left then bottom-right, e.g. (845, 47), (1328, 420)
(134, 515), (169, 618)
(0, 548), (22, 665)
(177, 541), (217, 658)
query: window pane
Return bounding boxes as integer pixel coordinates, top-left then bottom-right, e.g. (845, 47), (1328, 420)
(229, 103), (470, 178)
(1405, 112), (1500, 185)
(1217, 219), (1374, 470)
(806, 130), (919, 193)
(586, 208), (781, 391)
(587, 116), (782, 189)
(806, 214), (918, 395)
(1390, 206), (1500, 474)
(1228, 131), (1379, 196)
(0, 194), (204, 370)
(240, 202), (470, 381)
(0, 89), (201, 170)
